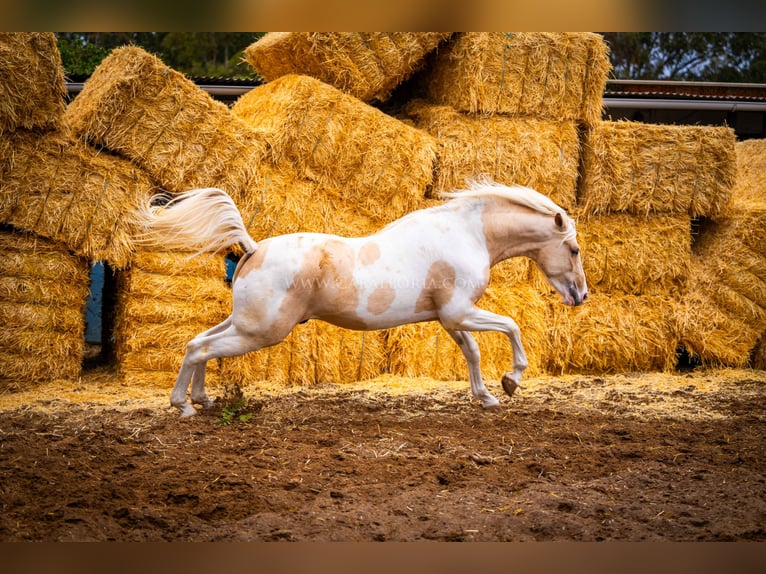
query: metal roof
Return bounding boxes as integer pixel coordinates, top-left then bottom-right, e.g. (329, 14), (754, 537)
(65, 77), (766, 111)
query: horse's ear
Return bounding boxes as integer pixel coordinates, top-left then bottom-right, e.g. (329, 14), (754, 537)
(554, 212), (564, 229)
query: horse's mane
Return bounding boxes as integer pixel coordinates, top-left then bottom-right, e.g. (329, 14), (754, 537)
(442, 180), (565, 217)
(441, 180), (576, 242)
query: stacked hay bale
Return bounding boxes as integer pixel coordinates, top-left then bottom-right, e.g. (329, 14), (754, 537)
(1, 33), (162, 386)
(381, 33), (610, 380)
(676, 138), (766, 367)
(243, 32), (451, 102)
(0, 34), (156, 267)
(0, 129), (157, 268)
(65, 45), (269, 200)
(548, 120), (737, 374)
(62, 45), (276, 386)
(113, 250), (231, 386)
(0, 229), (90, 386)
(232, 74), (438, 223)
(0, 32), (66, 133)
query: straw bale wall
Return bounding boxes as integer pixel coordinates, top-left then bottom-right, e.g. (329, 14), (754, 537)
(65, 46), (269, 198)
(232, 75), (437, 223)
(573, 211), (691, 296)
(114, 250), (230, 386)
(0, 33), (66, 133)
(579, 120), (736, 220)
(676, 139), (766, 366)
(543, 292), (679, 374)
(422, 33), (610, 126)
(0, 229), (89, 386)
(0, 129), (157, 268)
(244, 33), (450, 102)
(404, 101), (580, 208)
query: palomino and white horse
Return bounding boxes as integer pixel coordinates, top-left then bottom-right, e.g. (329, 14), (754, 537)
(139, 181), (588, 417)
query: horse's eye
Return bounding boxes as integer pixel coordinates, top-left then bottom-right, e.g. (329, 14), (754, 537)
(571, 248), (580, 256)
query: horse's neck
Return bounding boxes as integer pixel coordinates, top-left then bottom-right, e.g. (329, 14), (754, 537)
(479, 199), (552, 266)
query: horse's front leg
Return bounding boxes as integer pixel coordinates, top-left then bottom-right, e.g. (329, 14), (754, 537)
(446, 329), (500, 409)
(441, 306), (528, 399)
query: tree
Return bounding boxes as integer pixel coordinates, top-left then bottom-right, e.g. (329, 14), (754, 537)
(602, 32), (766, 82)
(56, 32), (264, 78)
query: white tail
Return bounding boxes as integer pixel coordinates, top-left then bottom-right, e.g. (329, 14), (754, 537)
(136, 188), (257, 255)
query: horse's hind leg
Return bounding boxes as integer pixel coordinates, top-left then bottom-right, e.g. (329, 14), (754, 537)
(170, 317), (246, 417)
(446, 329), (500, 409)
(189, 317), (233, 409)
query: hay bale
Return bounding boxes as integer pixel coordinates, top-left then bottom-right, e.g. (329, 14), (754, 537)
(544, 292), (679, 374)
(0, 229), (89, 386)
(0, 33), (66, 133)
(579, 121), (736, 219)
(232, 75), (437, 222)
(676, 263), (763, 368)
(676, 145), (766, 367)
(0, 130), (157, 268)
(404, 101), (580, 207)
(65, 46), (268, 197)
(732, 139), (766, 205)
(574, 211), (691, 296)
(423, 32), (610, 126)
(244, 32), (450, 102)
(113, 249), (230, 386)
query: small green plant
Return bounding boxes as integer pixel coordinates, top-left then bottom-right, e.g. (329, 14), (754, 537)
(216, 383), (254, 426)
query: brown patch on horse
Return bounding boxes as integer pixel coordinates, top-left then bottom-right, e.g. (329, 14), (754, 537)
(234, 241), (269, 282)
(367, 282), (395, 315)
(415, 260), (457, 313)
(358, 242), (381, 266)
(275, 239), (366, 331)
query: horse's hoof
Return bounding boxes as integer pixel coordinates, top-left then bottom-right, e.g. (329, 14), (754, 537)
(193, 397), (215, 410)
(481, 395), (501, 410)
(501, 373), (519, 398)
(178, 404), (198, 418)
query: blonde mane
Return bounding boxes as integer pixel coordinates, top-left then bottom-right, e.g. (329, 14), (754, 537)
(442, 180), (576, 242)
(443, 180), (564, 216)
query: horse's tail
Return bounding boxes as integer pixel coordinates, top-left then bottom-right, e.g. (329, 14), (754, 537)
(136, 188), (258, 255)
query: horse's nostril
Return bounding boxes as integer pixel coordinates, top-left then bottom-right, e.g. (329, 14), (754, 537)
(582, 292), (589, 302)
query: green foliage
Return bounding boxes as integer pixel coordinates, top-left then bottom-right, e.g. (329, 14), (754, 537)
(216, 383), (254, 426)
(603, 32), (766, 82)
(56, 32), (264, 78)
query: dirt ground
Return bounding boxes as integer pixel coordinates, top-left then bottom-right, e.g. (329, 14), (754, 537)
(1, 367), (765, 541)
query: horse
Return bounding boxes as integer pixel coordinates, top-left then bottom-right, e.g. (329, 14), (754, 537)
(137, 181), (588, 417)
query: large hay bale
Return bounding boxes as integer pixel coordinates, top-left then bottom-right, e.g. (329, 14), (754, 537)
(676, 262), (764, 368)
(579, 121), (736, 219)
(574, 211), (691, 296)
(0, 33), (66, 133)
(65, 46), (268, 197)
(423, 32), (610, 126)
(244, 32), (450, 102)
(0, 130), (157, 268)
(0, 229), (89, 386)
(232, 75), (437, 222)
(114, 250), (230, 387)
(404, 101), (580, 207)
(544, 292), (679, 374)
(675, 143), (766, 367)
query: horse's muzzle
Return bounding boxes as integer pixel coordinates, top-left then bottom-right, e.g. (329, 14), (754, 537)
(568, 284), (588, 306)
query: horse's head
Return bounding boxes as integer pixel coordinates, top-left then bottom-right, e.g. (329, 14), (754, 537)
(535, 212), (588, 306)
